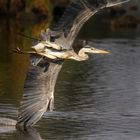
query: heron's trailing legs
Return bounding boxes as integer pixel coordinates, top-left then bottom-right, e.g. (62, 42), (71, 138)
(13, 47), (37, 54)
(13, 47), (59, 60)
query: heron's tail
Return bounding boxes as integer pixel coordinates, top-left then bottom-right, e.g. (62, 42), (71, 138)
(0, 117), (17, 126)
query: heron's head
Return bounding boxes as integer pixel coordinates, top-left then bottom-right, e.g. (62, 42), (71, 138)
(83, 47), (110, 54)
(106, 0), (130, 7)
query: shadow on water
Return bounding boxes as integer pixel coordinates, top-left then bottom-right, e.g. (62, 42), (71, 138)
(0, 13), (140, 139)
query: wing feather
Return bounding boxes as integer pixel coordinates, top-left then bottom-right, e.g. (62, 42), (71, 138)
(17, 55), (63, 127)
(49, 0), (106, 49)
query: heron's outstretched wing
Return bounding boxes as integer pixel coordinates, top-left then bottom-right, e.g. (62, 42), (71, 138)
(42, 0), (128, 50)
(48, 0), (107, 49)
(17, 55), (63, 127)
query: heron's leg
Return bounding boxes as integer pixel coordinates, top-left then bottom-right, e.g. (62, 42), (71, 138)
(13, 47), (59, 60)
(13, 47), (37, 54)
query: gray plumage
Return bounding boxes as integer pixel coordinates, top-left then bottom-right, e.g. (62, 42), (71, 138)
(17, 55), (63, 127)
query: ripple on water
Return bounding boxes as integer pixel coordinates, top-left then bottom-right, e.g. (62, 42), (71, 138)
(1, 38), (140, 140)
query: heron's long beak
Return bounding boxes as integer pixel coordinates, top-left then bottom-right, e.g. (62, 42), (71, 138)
(106, 0), (130, 7)
(92, 48), (110, 54)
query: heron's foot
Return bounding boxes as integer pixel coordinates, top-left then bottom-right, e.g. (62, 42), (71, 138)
(13, 47), (25, 54)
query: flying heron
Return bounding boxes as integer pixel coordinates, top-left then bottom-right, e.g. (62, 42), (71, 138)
(2, 0), (130, 128)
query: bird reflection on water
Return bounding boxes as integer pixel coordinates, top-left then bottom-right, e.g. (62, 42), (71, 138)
(0, 126), (43, 140)
(18, 127), (43, 140)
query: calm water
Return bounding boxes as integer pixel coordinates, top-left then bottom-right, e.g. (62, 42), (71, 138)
(0, 19), (140, 139)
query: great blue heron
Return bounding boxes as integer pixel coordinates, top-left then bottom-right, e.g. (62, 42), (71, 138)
(15, 45), (109, 61)
(1, 0), (130, 128)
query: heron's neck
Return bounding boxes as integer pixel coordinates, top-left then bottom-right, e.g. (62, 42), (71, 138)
(78, 48), (89, 60)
